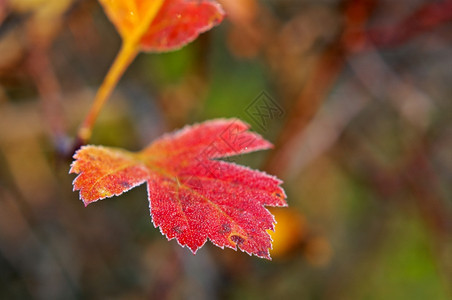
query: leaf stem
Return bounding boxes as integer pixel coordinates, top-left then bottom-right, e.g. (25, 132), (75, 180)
(75, 0), (165, 145)
(77, 41), (139, 143)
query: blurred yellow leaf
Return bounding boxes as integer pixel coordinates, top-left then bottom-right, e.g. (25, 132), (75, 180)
(268, 208), (307, 258)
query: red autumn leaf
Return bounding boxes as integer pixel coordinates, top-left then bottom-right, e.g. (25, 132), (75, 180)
(99, 0), (225, 52)
(70, 119), (287, 259)
(140, 0), (225, 51)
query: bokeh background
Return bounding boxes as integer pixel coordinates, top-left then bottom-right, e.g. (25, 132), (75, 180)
(0, 0), (451, 299)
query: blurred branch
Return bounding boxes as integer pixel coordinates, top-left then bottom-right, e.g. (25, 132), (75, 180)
(284, 80), (371, 180)
(347, 49), (435, 130)
(0, 152), (80, 298)
(26, 45), (67, 151)
(0, 0), (75, 153)
(337, 131), (452, 294)
(265, 0), (450, 178)
(265, 0), (377, 177)
(0, 0), (7, 26)
(367, 0), (452, 49)
(264, 44), (346, 176)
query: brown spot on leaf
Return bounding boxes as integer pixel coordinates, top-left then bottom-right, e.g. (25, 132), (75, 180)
(230, 235), (245, 246)
(173, 226), (182, 234)
(220, 223), (231, 234)
(257, 250), (268, 257)
(120, 181), (131, 188)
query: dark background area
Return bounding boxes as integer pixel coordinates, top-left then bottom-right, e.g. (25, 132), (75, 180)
(0, 0), (451, 299)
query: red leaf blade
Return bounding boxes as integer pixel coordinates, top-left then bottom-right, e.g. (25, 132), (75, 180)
(70, 119), (287, 259)
(141, 118), (271, 161)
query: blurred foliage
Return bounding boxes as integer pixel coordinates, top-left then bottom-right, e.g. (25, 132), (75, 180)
(0, 0), (451, 299)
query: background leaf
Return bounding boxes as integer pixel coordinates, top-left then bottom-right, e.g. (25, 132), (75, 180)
(99, 0), (225, 52)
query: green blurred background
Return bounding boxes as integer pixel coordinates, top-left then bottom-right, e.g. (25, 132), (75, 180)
(0, 0), (451, 299)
